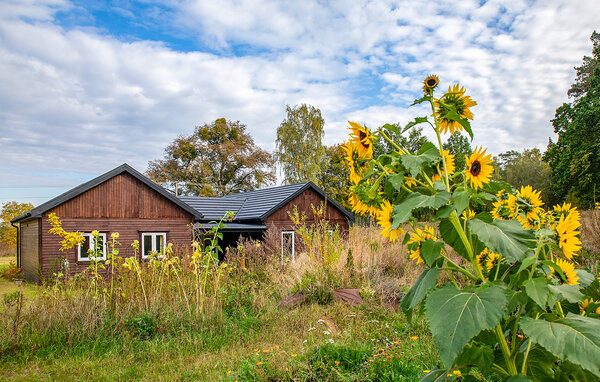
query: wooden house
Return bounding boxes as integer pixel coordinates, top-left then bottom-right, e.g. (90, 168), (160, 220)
(11, 164), (353, 282)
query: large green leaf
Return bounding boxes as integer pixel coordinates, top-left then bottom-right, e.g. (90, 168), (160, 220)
(425, 283), (508, 367)
(392, 192), (451, 227)
(469, 219), (536, 262)
(400, 268), (440, 312)
(520, 314), (600, 377)
(548, 284), (584, 303)
(421, 240), (445, 266)
(454, 342), (494, 374)
(523, 278), (552, 309)
(451, 190), (471, 215)
(401, 147), (440, 177)
(438, 218), (484, 260)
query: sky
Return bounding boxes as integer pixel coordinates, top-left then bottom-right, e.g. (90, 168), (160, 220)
(1, 0), (599, 206)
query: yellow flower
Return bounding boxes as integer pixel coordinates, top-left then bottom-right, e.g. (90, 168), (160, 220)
(554, 258), (579, 285)
(555, 213), (581, 260)
(432, 150), (455, 182)
(407, 226), (437, 264)
(553, 202), (580, 223)
(423, 370), (431, 373)
(342, 141), (364, 184)
(335, 361), (340, 366)
(256, 361), (263, 366)
(405, 176), (418, 188)
(227, 370), (232, 375)
(348, 121), (374, 159)
(461, 209), (476, 220)
(410, 336), (419, 340)
(291, 354), (297, 358)
(491, 200), (513, 220)
(111, 232), (120, 239)
(580, 298), (594, 313)
(476, 248), (496, 273)
(485, 251), (504, 273)
(465, 146), (493, 189)
(516, 186), (544, 221)
(435, 84), (477, 135)
(423, 74), (440, 94)
(377, 200), (405, 242)
(91, 230), (100, 237)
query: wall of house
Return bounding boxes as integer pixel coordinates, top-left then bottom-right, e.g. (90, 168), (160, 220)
(19, 218), (40, 282)
(35, 172), (194, 281)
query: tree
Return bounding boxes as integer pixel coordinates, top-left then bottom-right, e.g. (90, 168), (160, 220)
(0, 201), (34, 253)
(443, 132), (472, 172)
(275, 104), (326, 184)
(545, 31), (600, 208)
(147, 118), (275, 197)
(314, 144), (352, 211)
(373, 124), (430, 157)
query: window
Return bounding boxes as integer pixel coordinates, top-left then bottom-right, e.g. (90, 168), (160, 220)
(281, 231), (295, 262)
(141, 233), (166, 258)
(78, 233), (107, 261)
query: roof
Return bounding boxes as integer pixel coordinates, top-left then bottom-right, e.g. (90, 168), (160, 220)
(181, 181), (354, 222)
(11, 163), (203, 223)
(194, 222), (267, 232)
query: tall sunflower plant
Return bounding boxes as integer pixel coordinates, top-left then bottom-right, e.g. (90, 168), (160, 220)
(344, 76), (600, 381)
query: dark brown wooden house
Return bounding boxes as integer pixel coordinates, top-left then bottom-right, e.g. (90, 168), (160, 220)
(12, 164), (353, 282)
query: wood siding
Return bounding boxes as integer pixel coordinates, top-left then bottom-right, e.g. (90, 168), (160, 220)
(39, 217), (192, 279)
(49, 173), (191, 219)
(265, 189), (350, 233)
(20, 219), (40, 282)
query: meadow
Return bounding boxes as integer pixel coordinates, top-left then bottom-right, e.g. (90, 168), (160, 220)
(0, 207), (598, 382)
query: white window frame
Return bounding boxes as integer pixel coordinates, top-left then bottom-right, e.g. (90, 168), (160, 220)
(141, 232), (167, 259)
(78, 233), (107, 261)
(281, 231), (295, 263)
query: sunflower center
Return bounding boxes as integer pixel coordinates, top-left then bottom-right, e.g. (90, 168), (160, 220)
(470, 161), (481, 176)
(426, 78), (437, 87)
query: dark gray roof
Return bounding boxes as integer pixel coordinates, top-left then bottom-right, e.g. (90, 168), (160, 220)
(180, 182), (353, 222)
(11, 163), (203, 223)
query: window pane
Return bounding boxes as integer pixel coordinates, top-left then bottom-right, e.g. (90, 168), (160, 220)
(282, 232), (294, 259)
(156, 235), (164, 254)
(81, 236), (91, 259)
(144, 235), (152, 257)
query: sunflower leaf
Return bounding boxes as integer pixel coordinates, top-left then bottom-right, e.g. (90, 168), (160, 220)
(425, 283), (508, 368)
(548, 285), (584, 303)
(392, 192), (451, 227)
(403, 117), (429, 133)
(444, 109), (474, 140)
(523, 278), (552, 309)
(401, 147), (440, 177)
(421, 240), (445, 266)
(411, 96), (431, 106)
(469, 219), (536, 263)
(520, 314), (600, 377)
(400, 267), (440, 313)
(387, 173), (405, 191)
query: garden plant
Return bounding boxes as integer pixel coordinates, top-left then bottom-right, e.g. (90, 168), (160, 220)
(344, 75), (600, 381)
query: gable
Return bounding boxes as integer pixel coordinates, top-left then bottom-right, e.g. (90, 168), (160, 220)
(48, 172), (193, 219)
(265, 188), (348, 223)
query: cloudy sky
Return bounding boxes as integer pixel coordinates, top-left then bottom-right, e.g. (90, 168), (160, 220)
(1, 0), (599, 206)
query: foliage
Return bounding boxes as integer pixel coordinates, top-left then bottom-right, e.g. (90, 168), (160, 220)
(494, 149), (552, 203)
(314, 143), (353, 211)
(443, 132), (472, 172)
(0, 201), (34, 250)
(346, 75), (600, 381)
(544, 31), (600, 208)
(275, 104), (326, 184)
(147, 118), (275, 196)
(374, 124), (430, 156)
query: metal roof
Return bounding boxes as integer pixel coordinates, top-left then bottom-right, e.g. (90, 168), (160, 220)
(11, 163), (203, 223)
(180, 181), (354, 222)
(193, 222), (267, 232)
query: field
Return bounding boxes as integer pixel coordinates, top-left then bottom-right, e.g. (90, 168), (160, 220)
(0, 213), (598, 382)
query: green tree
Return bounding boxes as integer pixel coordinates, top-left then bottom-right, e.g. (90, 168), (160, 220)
(443, 132), (472, 172)
(314, 144), (352, 211)
(545, 31), (600, 208)
(568, 31), (600, 101)
(0, 201), (34, 253)
(274, 104), (325, 184)
(147, 118), (275, 196)
(505, 149), (552, 202)
(374, 124), (430, 156)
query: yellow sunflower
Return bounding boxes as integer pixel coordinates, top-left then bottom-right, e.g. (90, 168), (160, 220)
(580, 298), (594, 314)
(516, 186), (544, 221)
(422, 74), (440, 95)
(465, 146), (493, 189)
(554, 258), (579, 285)
(555, 213), (582, 260)
(491, 200), (513, 220)
(405, 176), (417, 188)
(348, 121), (374, 159)
(476, 248), (492, 271)
(435, 84), (477, 135)
(461, 209), (476, 220)
(432, 150), (456, 182)
(407, 226), (437, 264)
(376, 200), (405, 242)
(553, 202), (580, 223)
(342, 141), (364, 184)
(485, 252), (504, 273)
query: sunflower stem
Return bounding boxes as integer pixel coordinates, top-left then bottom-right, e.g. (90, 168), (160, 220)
(449, 210), (485, 280)
(377, 129), (404, 152)
(494, 324), (518, 375)
(429, 99), (451, 192)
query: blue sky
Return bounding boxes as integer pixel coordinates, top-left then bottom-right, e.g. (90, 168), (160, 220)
(1, 0), (599, 206)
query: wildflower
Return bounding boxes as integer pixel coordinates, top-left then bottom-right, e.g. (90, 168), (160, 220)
(476, 248), (499, 273)
(291, 354), (297, 358)
(410, 336), (419, 340)
(423, 74), (440, 95)
(465, 146), (493, 189)
(227, 370), (232, 375)
(435, 84), (477, 135)
(262, 349), (269, 353)
(377, 200), (405, 242)
(491, 200), (513, 220)
(423, 370), (431, 373)
(348, 121), (374, 159)
(335, 361), (341, 366)
(407, 226), (437, 264)
(256, 362), (263, 366)
(461, 209), (476, 220)
(517, 334), (524, 339)
(554, 258), (579, 285)
(555, 213), (582, 260)
(111, 232), (119, 239)
(273, 345), (279, 349)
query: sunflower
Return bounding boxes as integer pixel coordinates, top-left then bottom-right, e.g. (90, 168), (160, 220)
(580, 298), (594, 314)
(423, 75), (440, 95)
(461, 209), (476, 220)
(432, 150), (456, 182)
(435, 84), (477, 135)
(405, 176), (418, 188)
(342, 141), (364, 184)
(348, 121), (374, 159)
(407, 226), (437, 264)
(465, 146), (493, 189)
(554, 258), (579, 285)
(377, 200), (405, 242)
(485, 252), (504, 273)
(476, 248), (492, 272)
(349, 184), (382, 217)
(555, 213), (582, 260)
(491, 200), (513, 220)
(516, 186), (544, 221)
(553, 202), (580, 223)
